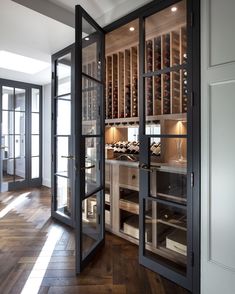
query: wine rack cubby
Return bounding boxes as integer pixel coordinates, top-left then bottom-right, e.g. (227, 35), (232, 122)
(105, 25), (187, 121)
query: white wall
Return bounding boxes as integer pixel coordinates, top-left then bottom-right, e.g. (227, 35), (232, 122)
(42, 83), (51, 187)
(201, 0), (235, 293)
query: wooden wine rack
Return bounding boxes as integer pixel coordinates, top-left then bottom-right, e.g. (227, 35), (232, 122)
(105, 25), (187, 121)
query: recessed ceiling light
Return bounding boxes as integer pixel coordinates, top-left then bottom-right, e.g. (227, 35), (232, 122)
(0, 50), (49, 74)
(129, 27), (135, 32)
(85, 37), (89, 41)
(171, 6), (177, 12)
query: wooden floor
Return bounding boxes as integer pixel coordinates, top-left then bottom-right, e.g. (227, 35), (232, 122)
(0, 188), (189, 294)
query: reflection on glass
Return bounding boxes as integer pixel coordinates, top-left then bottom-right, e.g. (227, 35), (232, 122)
(15, 135), (25, 158)
(85, 137), (101, 195)
(56, 176), (71, 217)
(82, 17), (101, 81)
(3, 135), (14, 158)
(2, 111), (14, 135)
(2, 159), (14, 183)
(15, 157), (25, 181)
(31, 113), (39, 134)
(82, 193), (101, 259)
(32, 88), (40, 112)
(31, 157), (39, 178)
(2, 87), (14, 110)
(56, 99), (71, 135)
(145, 199), (187, 275)
(15, 112), (25, 135)
(57, 53), (71, 96)
(56, 136), (70, 176)
(31, 135), (39, 156)
(82, 77), (101, 134)
(15, 88), (25, 111)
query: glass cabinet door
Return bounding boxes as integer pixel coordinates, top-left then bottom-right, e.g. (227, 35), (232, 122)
(139, 0), (193, 290)
(75, 5), (105, 273)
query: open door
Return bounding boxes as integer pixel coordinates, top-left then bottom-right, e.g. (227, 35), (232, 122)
(74, 5), (105, 273)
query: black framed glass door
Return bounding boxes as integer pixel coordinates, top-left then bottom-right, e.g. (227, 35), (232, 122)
(0, 80), (42, 192)
(75, 5), (105, 273)
(139, 0), (193, 290)
(51, 45), (75, 227)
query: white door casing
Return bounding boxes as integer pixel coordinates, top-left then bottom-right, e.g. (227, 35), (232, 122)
(201, 0), (235, 293)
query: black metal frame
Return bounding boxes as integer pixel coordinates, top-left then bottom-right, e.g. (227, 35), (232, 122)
(104, 0), (200, 292)
(75, 5), (105, 273)
(0, 78), (42, 191)
(51, 44), (75, 228)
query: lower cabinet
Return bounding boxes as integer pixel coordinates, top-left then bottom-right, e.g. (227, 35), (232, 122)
(105, 161), (187, 272)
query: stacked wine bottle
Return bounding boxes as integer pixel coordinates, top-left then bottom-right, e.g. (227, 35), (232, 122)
(146, 40), (153, 116)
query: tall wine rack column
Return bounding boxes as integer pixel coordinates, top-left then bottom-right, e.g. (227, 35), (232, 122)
(112, 54), (118, 118)
(146, 40), (153, 116)
(118, 52), (125, 118)
(131, 46), (138, 117)
(106, 56), (112, 119)
(180, 27), (187, 113)
(124, 49), (131, 118)
(153, 36), (161, 115)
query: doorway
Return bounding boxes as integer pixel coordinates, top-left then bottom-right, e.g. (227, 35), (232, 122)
(0, 79), (42, 192)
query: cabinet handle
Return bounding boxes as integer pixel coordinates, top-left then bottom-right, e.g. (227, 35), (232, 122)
(61, 155), (75, 160)
(139, 164), (153, 173)
(81, 164), (95, 170)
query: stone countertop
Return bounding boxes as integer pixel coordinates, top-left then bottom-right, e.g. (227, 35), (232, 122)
(105, 159), (187, 174)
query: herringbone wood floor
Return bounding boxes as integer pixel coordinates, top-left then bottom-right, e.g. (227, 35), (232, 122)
(0, 187), (189, 294)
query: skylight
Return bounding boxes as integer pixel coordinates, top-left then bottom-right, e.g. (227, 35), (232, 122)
(0, 50), (50, 74)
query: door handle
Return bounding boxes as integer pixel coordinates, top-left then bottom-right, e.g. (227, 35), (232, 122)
(81, 164), (95, 170)
(61, 155), (75, 160)
(139, 163), (153, 172)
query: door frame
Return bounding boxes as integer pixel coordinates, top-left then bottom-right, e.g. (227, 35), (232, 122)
(103, 0), (200, 292)
(51, 44), (75, 228)
(0, 78), (42, 191)
(74, 5), (106, 273)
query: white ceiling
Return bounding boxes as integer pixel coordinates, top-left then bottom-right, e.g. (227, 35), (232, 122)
(0, 0), (151, 85)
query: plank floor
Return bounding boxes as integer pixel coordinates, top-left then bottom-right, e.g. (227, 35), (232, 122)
(0, 187), (190, 294)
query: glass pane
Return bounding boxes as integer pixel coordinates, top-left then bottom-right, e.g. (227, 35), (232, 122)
(82, 17), (101, 81)
(57, 53), (71, 96)
(2, 159), (14, 182)
(2, 86), (14, 110)
(31, 135), (39, 156)
(85, 137), (101, 195)
(56, 136), (71, 177)
(15, 157), (25, 181)
(150, 137), (187, 203)
(31, 157), (39, 178)
(144, 199), (187, 275)
(15, 88), (25, 111)
(3, 135), (14, 158)
(82, 77), (101, 135)
(56, 99), (71, 135)
(15, 135), (25, 158)
(15, 112), (25, 135)
(31, 113), (39, 134)
(82, 192), (101, 259)
(145, 0), (187, 73)
(2, 111), (14, 135)
(56, 176), (72, 217)
(32, 88), (40, 112)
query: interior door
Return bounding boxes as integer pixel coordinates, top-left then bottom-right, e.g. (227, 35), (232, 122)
(0, 85), (27, 192)
(74, 5), (105, 273)
(138, 0), (194, 291)
(51, 46), (75, 227)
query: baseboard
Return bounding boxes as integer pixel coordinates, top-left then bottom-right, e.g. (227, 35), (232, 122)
(42, 178), (51, 188)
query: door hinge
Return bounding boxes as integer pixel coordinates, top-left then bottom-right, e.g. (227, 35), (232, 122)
(51, 154), (53, 162)
(190, 12), (194, 27)
(52, 72), (55, 80)
(98, 214), (101, 224)
(190, 91), (194, 107)
(191, 251), (194, 267)
(51, 112), (54, 121)
(99, 160), (101, 170)
(190, 172), (194, 188)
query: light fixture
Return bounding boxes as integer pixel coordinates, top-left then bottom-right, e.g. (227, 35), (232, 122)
(0, 50), (49, 74)
(171, 6), (177, 12)
(129, 27), (135, 32)
(85, 37), (90, 41)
